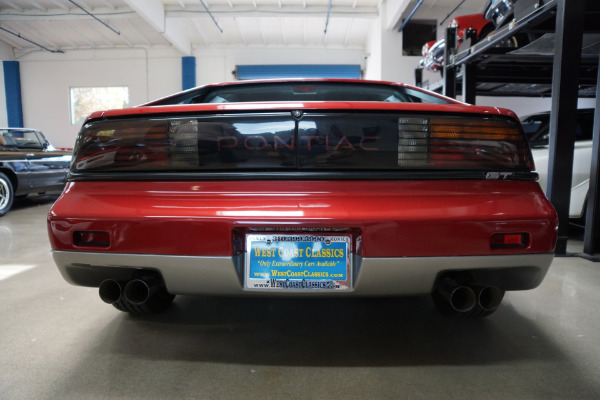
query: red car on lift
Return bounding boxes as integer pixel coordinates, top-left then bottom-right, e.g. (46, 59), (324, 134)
(421, 13), (495, 73)
(48, 79), (557, 318)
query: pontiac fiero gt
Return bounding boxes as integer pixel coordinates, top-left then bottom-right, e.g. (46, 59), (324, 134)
(48, 79), (557, 317)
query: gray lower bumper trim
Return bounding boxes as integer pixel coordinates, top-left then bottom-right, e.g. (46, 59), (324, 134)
(52, 251), (554, 296)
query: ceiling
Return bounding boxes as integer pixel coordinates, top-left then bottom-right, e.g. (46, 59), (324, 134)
(0, 0), (485, 57)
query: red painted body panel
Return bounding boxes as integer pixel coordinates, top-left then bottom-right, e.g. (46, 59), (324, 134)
(48, 180), (557, 258)
(89, 101), (517, 121)
(451, 14), (493, 40)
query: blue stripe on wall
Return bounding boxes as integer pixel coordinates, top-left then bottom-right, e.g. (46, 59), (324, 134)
(236, 65), (362, 80)
(3, 61), (23, 128)
(182, 56), (196, 90)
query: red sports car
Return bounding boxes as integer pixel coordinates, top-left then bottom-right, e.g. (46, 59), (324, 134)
(48, 79), (557, 318)
(421, 13), (494, 73)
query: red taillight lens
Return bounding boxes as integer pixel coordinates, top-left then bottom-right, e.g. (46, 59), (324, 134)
(74, 120), (171, 171)
(490, 233), (529, 249)
(74, 231), (110, 247)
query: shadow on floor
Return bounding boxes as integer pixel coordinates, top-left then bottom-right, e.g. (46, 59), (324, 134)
(10, 193), (60, 212)
(94, 295), (560, 368)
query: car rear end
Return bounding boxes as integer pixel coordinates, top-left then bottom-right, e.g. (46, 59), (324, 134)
(48, 81), (557, 317)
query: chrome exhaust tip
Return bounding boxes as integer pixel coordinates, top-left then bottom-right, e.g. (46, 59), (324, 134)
(436, 277), (477, 313)
(98, 279), (122, 304)
(124, 278), (160, 305)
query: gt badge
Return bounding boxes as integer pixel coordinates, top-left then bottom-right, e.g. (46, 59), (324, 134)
(486, 172), (513, 180)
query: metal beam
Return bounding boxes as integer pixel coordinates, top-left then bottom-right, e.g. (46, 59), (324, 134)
(67, 0), (120, 35)
(443, 27), (457, 99)
(165, 5), (380, 19)
(583, 54), (600, 259)
(398, 0), (424, 33)
(439, 0), (468, 26)
(0, 26), (63, 53)
(461, 63), (476, 104)
(199, 0), (224, 33)
(123, 0), (191, 55)
(415, 68), (423, 87)
(384, 0), (411, 30)
(0, 5), (379, 22)
(546, 0), (586, 255)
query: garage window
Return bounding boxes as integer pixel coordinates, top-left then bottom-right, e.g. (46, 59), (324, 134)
(70, 86), (129, 125)
(402, 20), (437, 56)
(236, 65), (361, 80)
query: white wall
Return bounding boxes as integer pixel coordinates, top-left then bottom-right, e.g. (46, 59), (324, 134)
(364, 12), (382, 80)
(19, 48), (181, 148)
(0, 40), (13, 61)
(194, 47), (367, 85)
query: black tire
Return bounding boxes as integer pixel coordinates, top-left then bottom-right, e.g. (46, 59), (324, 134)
(476, 24), (523, 49)
(112, 286), (175, 315)
(432, 289), (505, 319)
(0, 172), (14, 216)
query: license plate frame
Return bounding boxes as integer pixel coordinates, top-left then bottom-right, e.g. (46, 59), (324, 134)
(244, 234), (352, 291)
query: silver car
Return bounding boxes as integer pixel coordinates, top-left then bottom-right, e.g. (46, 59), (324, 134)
(522, 109), (594, 222)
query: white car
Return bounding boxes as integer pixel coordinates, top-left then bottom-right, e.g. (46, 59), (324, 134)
(522, 109), (594, 221)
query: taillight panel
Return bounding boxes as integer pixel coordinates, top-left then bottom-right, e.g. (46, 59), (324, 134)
(72, 112), (534, 174)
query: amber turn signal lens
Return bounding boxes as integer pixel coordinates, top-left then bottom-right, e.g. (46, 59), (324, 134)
(429, 118), (522, 141)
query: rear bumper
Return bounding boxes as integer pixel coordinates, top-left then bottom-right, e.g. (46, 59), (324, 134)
(53, 250), (554, 296)
(48, 180), (558, 258)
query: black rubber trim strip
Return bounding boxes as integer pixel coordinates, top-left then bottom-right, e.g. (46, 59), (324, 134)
(68, 170), (539, 182)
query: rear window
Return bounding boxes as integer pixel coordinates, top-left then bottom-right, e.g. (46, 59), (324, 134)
(150, 82), (451, 105)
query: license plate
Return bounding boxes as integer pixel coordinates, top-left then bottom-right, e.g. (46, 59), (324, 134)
(245, 234), (351, 291)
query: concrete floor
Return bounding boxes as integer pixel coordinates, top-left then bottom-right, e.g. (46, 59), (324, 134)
(1, 196), (600, 400)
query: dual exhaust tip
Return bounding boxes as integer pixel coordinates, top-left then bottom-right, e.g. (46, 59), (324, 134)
(101, 276), (502, 313)
(435, 277), (504, 313)
(99, 277), (160, 306)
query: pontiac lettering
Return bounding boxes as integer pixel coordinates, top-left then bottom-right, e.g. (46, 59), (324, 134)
(217, 135), (380, 152)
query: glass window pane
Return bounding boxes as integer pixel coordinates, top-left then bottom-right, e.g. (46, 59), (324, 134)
(70, 87), (129, 125)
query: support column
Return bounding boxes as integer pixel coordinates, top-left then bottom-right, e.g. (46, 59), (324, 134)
(443, 27), (457, 99)
(461, 63), (476, 105)
(582, 53), (600, 260)
(546, 0), (586, 255)
(182, 56), (196, 91)
(415, 68), (423, 87)
(3, 61), (23, 128)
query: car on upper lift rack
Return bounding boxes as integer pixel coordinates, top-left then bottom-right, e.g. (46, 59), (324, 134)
(420, 13), (496, 74)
